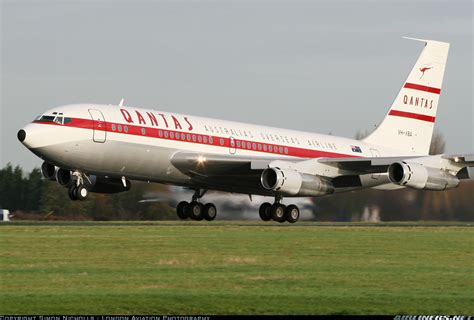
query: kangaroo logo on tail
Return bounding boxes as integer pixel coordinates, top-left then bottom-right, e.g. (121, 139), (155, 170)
(419, 66), (432, 79)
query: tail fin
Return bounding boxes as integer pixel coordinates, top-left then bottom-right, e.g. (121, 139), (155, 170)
(363, 38), (450, 155)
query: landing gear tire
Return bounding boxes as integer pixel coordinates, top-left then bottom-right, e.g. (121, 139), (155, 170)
(188, 201), (204, 221)
(285, 205), (300, 223)
(68, 186), (78, 201)
(76, 185), (88, 201)
(176, 201), (190, 220)
(271, 203), (287, 223)
(203, 203), (217, 221)
(259, 202), (272, 221)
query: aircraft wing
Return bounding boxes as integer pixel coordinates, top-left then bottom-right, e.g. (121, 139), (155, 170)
(170, 152), (404, 194)
(171, 152), (411, 177)
(170, 152), (474, 195)
(442, 154), (474, 179)
(316, 156), (419, 174)
(170, 152), (294, 195)
(442, 154), (474, 166)
(170, 151), (296, 177)
(319, 154), (474, 174)
(171, 152), (474, 177)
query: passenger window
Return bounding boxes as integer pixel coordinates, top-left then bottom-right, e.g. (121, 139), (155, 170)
(203, 136), (208, 143)
(124, 126), (128, 133)
(192, 135), (196, 142)
(181, 133), (186, 140)
(219, 138), (224, 146)
(170, 132), (174, 139)
(252, 143), (256, 150)
(164, 131), (169, 138)
(247, 142), (251, 149)
(198, 135), (202, 143)
(209, 136), (213, 144)
(158, 130), (163, 137)
(263, 145), (267, 151)
(279, 147), (283, 153)
(141, 128), (145, 135)
(236, 140), (241, 148)
(187, 134), (191, 141)
(118, 125), (123, 132)
(284, 147), (289, 154)
(112, 124), (116, 131)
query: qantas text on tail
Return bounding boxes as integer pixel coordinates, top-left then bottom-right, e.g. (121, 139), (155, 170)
(18, 38), (473, 223)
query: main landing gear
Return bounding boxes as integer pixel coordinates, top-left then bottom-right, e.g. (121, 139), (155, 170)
(176, 189), (217, 221)
(258, 196), (300, 223)
(68, 171), (89, 201)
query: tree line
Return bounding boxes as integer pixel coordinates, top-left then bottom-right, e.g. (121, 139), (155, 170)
(0, 163), (174, 220)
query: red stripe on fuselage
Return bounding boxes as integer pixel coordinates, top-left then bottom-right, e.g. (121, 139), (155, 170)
(404, 83), (441, 94)
(32, 118), (359, 159)
(388, 110), (436, 123)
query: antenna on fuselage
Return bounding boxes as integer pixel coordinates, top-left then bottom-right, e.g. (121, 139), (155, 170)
(119, 98), (125, 107)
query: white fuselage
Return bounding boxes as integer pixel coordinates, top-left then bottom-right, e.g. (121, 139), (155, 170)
(21, 103), (419, 193)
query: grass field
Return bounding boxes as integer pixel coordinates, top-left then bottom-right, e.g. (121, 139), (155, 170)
(0, 221), (472, 315)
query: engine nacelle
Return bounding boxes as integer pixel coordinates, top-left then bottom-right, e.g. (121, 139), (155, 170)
(261, 167), (333, 196)
(41, 162), (57, 181)
(56, 168), (74, 187)
(388, 161), (459, 191)
(86, 176), (131, 194)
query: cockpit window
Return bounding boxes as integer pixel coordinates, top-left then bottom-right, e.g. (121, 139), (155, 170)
(35, 113), (70, 125)
(38, 115), (56, 122)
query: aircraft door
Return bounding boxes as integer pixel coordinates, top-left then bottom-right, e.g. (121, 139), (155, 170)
(370, 149), (381, 179)
(229, 137), (236, 154)
(88, 109), (107, 143)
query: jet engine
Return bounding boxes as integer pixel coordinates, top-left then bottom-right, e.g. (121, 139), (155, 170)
(41, 162), (57, 181)
(261, 167), (333, 196)
(56, 168), (74, 187)
(388, 161), (459, 191)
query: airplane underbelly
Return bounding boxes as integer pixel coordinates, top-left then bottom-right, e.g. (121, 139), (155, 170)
(35, 138), (192, 185)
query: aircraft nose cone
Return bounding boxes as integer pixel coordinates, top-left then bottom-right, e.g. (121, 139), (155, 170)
(17, 129), (26, 142)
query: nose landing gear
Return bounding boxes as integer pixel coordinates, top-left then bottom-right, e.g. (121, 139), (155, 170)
(67, 171), (89, 201)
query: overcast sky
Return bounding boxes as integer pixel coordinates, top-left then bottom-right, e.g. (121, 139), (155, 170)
(1, 0), (472, 171)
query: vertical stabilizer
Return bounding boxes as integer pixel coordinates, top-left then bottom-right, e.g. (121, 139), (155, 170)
(363, 38), (450, 155)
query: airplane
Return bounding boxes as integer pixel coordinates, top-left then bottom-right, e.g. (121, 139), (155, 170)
(18, 37), (473, 223)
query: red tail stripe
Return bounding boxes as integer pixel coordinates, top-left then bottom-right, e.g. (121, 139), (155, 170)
(388, 110), (436, 123)
(404, 83), (441, 94)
